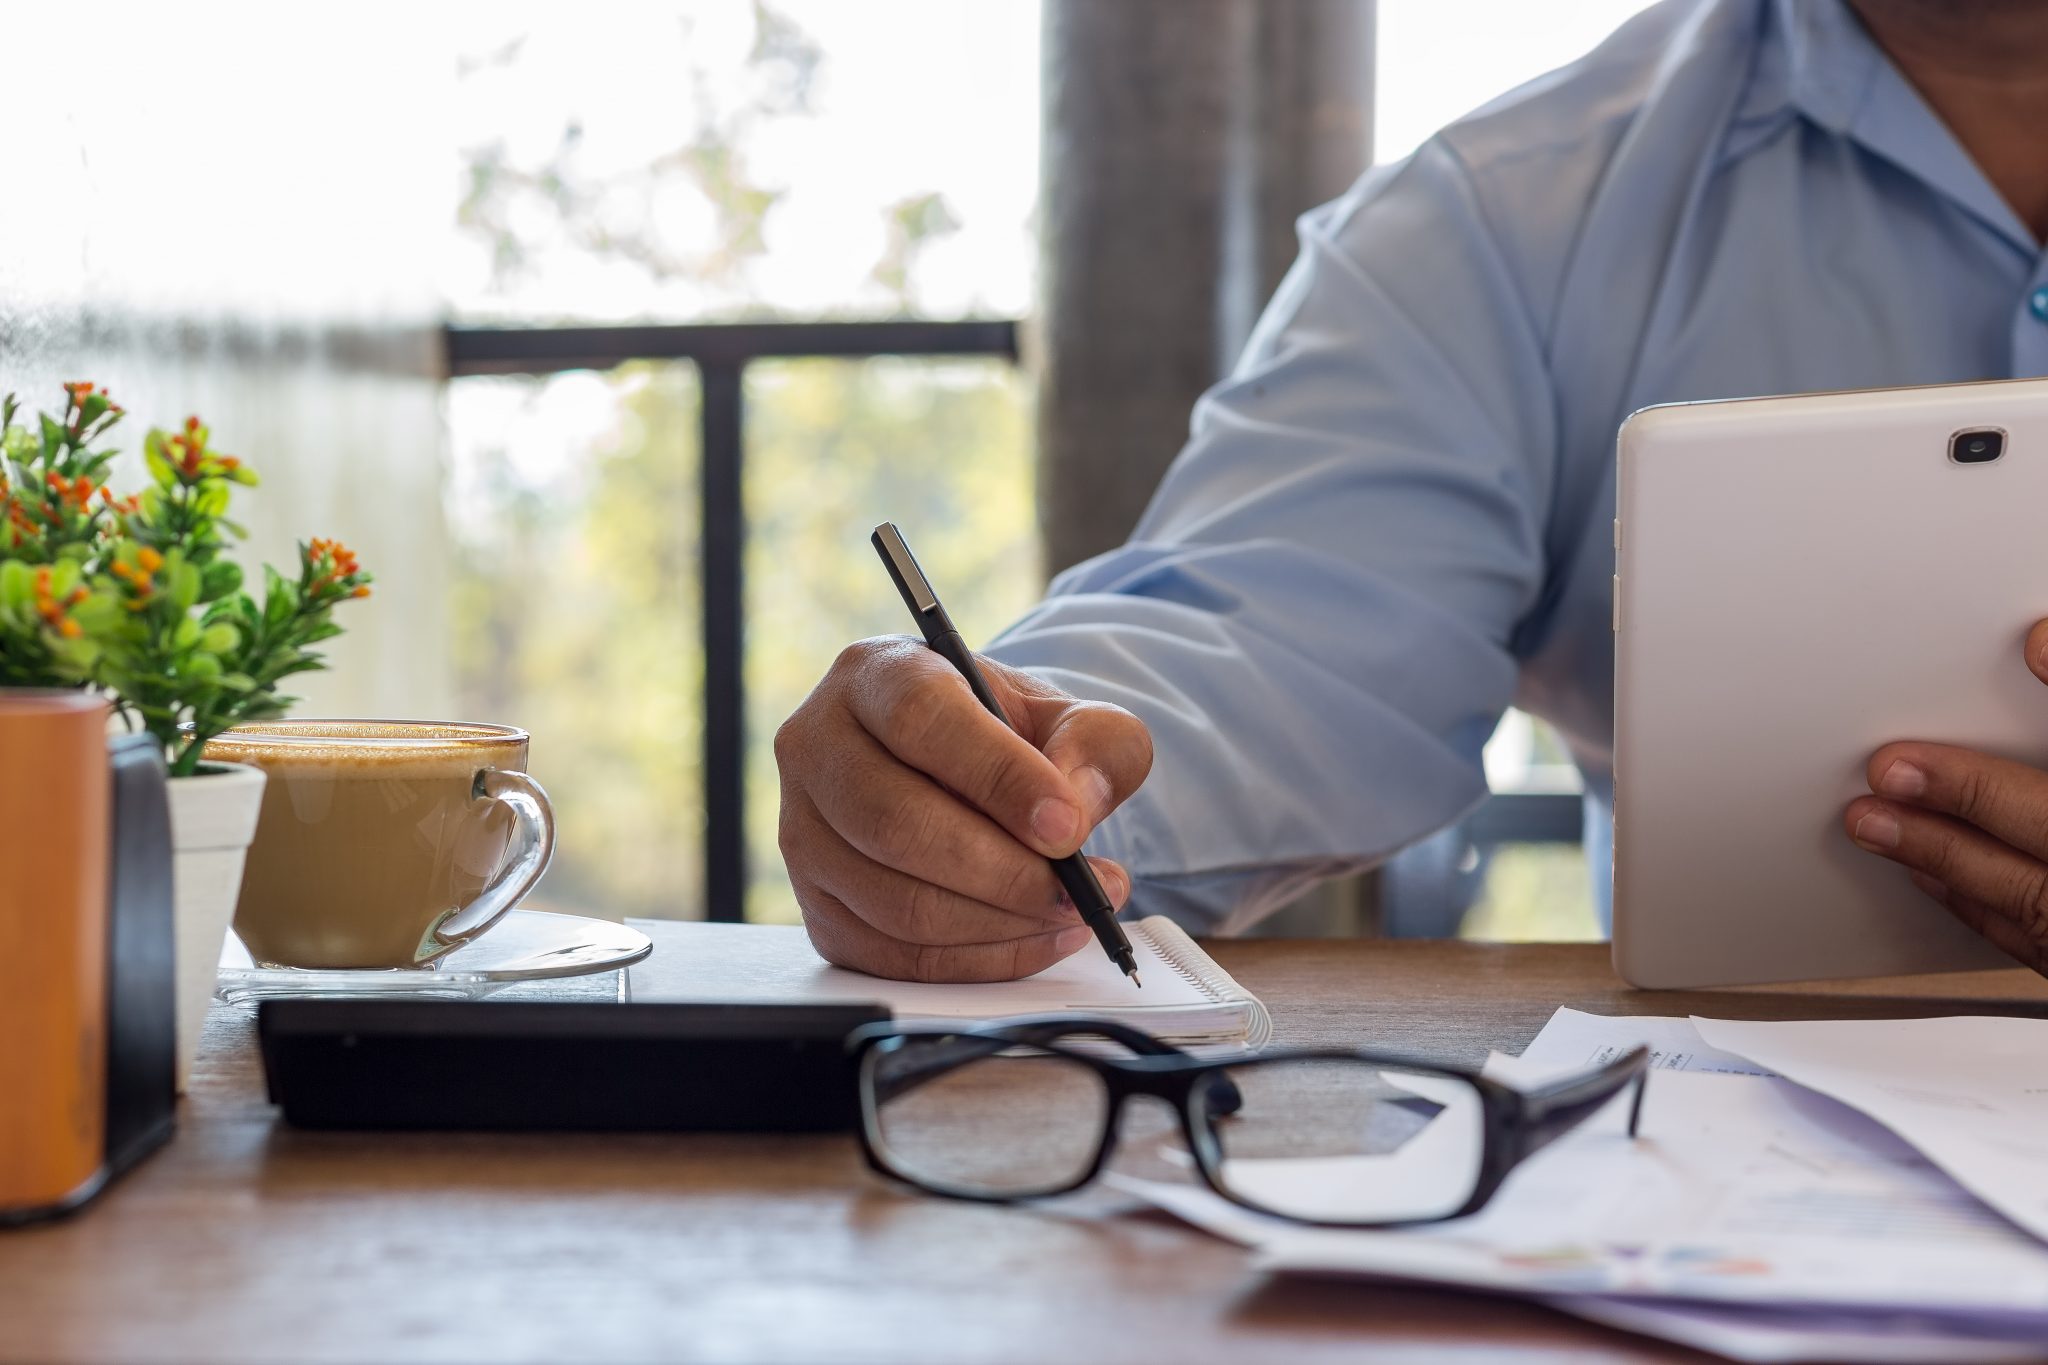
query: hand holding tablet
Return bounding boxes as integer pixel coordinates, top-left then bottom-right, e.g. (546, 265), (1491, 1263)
(1613, 376), (2048, 987)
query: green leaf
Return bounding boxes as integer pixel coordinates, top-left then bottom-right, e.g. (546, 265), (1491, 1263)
(169, 562), (201, 613)
(0, 560), (29, 610)
(143, 429), (173, 486)
(69, 594), (122, 632)
(198, 559), (242, 602)
(199, 623), (238, 653)
(263, 577), (298, 629)
(39, 413), (65, 455)
(217, 672), (259, 691)
(173, 617), (201, 650)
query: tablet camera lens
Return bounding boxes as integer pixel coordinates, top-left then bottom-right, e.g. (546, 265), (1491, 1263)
(1951, 429), (2005, 464)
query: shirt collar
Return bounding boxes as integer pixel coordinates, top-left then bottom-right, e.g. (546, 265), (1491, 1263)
(1729, 0), (2036, 253)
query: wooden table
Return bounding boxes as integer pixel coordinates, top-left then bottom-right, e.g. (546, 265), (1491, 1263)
(7, 941), (2048, 1364)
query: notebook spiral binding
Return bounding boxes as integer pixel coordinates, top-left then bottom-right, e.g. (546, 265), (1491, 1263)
(1141, 921), (1235, 1002)
(1134, 920), (1272, 1050)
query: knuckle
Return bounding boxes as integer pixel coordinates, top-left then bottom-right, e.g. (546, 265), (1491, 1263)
(900, 876), (954, 946)
(993, 850), (1056, 914)
(1952, 764), (1995, 822)
(2022, 867), (2048, 932)
(899, 668), (964, 725)
(777, 792), (818, 866)
(912, 942), (951, 983)
(1003, 935), (1056, 981)
(1919, 827), (1966, 879)
(831, 636), (890, 679)
(772, 713), (802, 767)
(963, 742), (1030, 810)
(868, 794), (941, 868)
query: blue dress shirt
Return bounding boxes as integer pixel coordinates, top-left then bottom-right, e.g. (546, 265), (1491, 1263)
(986, 0), (2048, 935)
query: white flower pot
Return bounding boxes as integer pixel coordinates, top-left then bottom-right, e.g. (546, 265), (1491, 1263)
(165, 761), (266, 1092)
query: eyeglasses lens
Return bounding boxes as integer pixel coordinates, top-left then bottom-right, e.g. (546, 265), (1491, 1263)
(1196, 1058), (1485, 1224)
(866, 1039), (1111, 1198)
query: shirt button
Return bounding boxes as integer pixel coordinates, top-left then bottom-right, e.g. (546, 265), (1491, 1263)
(2031, 286), (2048, 322)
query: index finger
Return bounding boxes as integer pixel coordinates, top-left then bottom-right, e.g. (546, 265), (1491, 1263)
(1866, 741), (2048, 864)
(845, 639), (1087, 858)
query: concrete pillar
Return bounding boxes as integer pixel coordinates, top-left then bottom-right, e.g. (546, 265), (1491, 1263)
(1036, 0), (1376, 575)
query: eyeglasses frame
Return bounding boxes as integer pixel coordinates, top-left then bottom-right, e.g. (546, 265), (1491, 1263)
(846, 1015), (1647, 1229)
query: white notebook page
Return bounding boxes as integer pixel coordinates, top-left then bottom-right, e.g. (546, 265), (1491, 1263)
(625, 917), (1236, 1026)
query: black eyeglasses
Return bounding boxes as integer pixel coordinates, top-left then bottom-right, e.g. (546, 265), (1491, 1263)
(847, 1016), (1646, 1227)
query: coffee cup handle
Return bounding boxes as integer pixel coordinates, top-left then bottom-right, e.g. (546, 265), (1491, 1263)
(431, 768), (557, 951)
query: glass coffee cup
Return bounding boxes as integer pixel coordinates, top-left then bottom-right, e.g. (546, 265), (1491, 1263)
(204, 720), (556, 970)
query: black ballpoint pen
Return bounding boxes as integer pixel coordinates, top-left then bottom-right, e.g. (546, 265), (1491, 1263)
(871, 522), (1141, 987)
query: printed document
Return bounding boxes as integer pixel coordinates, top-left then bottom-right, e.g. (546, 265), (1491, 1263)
(1113, 1008), (2048, 1362)
(1696, 1015), (2048, 1245)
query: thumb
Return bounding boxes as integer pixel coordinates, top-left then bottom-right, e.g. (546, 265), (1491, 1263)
(975, 656), (1154, 831)
(1035, 698), (1153, 832)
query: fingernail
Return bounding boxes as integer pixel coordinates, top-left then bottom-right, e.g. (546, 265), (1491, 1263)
(1053, 926), (1092, 955)
(1852, 809), (1901, 850)
(1074, 765), (1114, 824)
(1877, 759), (1927, 799)
(1909, 872), (1949, 901)
(1030, 797), (1079, 848)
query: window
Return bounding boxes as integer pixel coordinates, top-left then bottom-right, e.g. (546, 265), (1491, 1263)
(447, 2), (1041, 921)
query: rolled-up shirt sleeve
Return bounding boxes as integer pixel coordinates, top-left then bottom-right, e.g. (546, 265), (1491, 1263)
(984, 139), (1558, 935)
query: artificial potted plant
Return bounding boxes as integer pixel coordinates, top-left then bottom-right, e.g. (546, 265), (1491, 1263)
(0, 383), (372, 1086)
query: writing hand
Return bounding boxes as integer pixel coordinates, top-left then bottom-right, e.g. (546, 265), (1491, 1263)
(775, 637), (1152, 982)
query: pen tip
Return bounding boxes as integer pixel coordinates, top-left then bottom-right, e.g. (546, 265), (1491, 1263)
(1130, 970), (1143, 989)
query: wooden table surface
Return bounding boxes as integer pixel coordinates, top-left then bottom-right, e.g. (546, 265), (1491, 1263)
(7, 939), (2048, 1365)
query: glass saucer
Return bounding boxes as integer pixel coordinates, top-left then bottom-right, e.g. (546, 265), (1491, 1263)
(216, 909), (652, 1005)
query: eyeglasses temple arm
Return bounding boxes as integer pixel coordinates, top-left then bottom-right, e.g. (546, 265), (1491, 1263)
(1511, 1047), (1649, 1160)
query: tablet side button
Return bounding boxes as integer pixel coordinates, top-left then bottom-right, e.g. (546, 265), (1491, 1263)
(1612, 575), (1621, 632)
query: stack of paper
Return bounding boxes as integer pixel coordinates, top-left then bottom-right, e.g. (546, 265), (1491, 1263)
(1116, 1008), (2048, 1362)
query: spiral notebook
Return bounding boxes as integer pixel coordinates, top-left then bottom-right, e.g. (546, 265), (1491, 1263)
(623, 916), (1272, 1052)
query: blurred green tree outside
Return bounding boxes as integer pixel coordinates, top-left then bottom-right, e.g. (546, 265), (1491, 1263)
(450, 3), (1037, 922)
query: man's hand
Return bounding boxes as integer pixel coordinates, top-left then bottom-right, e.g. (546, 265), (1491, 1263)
(774, 636), (1153, 983)
(1845, 619), (2048, 974)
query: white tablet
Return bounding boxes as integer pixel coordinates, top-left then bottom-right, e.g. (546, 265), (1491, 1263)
(1612, 377), (2048, 987)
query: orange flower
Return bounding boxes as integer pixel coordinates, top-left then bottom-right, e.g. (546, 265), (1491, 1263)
(136, 546), (164, 574)
(31, 566), (79, 631)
